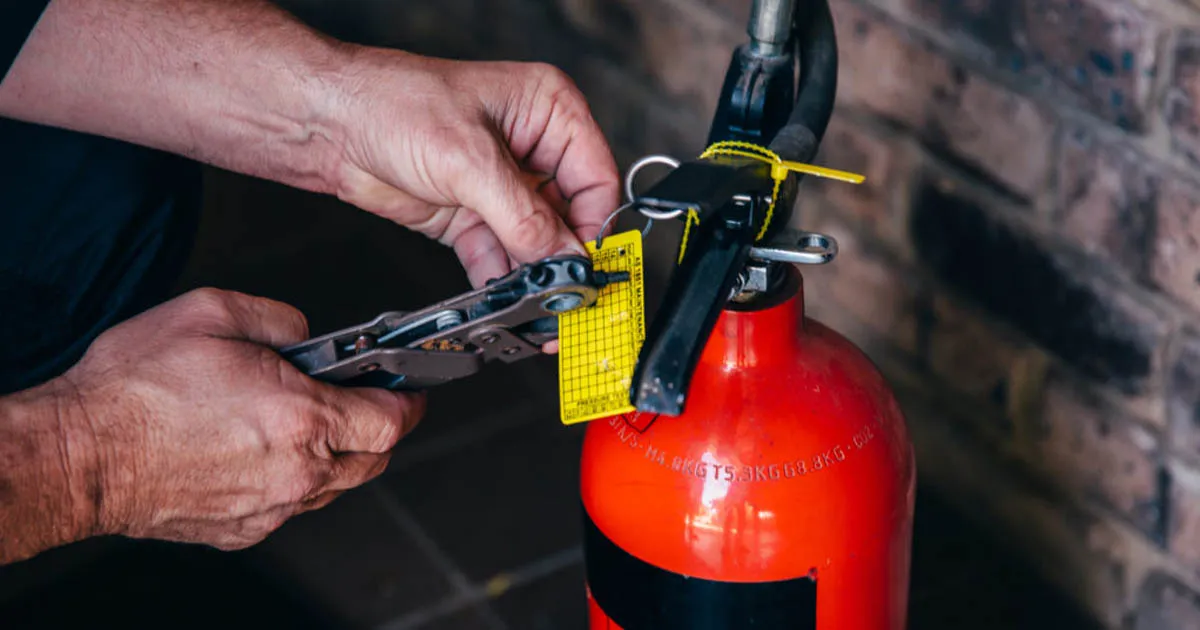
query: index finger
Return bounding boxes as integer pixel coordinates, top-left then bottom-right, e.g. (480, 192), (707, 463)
(503, 67), (621, 244)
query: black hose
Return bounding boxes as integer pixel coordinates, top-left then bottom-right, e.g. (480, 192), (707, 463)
(768, 0), (837, 164)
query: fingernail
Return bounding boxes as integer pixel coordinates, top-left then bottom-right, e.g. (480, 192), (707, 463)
(562, 239), (588, 256)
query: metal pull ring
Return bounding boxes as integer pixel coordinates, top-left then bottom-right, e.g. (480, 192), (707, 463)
(748, 231), (838, 265)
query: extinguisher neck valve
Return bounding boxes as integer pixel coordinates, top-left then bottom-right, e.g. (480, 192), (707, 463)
(728, 229), (837, 304)
(625, 147), (843, 415)
(748, 230), (838, 266)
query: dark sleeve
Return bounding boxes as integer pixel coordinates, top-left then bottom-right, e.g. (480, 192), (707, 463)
(1, 1), (52, 83)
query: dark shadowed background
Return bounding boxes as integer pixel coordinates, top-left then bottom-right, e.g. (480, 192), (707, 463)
(5, 0), (1200, 628)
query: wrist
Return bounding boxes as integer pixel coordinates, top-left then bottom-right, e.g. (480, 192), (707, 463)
(28, 377), (105, 539)
(303, 43), (447, 196)
(0, 377), (104, 562)
(273, 37), (364, 196)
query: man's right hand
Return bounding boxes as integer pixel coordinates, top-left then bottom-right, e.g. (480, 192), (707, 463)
(58, 288), (424, 551)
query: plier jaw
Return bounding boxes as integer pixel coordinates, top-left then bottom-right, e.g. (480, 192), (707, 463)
(280, 254), (627, 391)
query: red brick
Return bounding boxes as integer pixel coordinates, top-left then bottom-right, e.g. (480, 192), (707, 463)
(910, 172), (1167, 396)
(808, 112), (911, 246)
(902, 0), (1022, 56)
(902, 0), (1165, 131)
(553, 0), (743, 121)
(1165, 30), (1200, 167)
(1169, 457), (1200, 577)
(571, 58), (706, 164)
(925, 294), (1024, 412)
(1006, 350), (1053, 442)
(906, 381), (1131, 626)
(1169, 331), (1200, 461)
(1056, 126), (1157, 281)
(1024, 0), (1164, 129)
(1135, 571), (1200, 630)
(1150, 177), (1200, 314)
(832, 1), (1056, 200)
(694, 0), (750, 22)
(1024, 374), (1164, 539)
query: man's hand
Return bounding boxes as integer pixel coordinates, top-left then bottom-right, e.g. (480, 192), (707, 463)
(0, 0), (622, 289)
(54, 288), (423, 551)
(329, 52), (621, 288)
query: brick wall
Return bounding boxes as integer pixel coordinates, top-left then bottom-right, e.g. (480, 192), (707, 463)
(281, 0), (1200, 626)
(801, 2), (1200, 627)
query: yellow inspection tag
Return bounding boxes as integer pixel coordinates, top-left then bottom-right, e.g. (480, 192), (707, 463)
(557, 229), (646, 425)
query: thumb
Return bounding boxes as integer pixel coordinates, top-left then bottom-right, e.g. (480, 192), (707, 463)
(455, 142), (586, 265)
(319, 385), (426, 454)
(185, 288), (310, 348)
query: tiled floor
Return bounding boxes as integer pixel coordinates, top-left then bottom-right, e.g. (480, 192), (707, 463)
(0, 168), (1102, 629)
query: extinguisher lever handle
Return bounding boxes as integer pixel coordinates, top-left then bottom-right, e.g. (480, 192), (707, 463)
(629, 160), (771, 416)
(627, 0), (841, 416)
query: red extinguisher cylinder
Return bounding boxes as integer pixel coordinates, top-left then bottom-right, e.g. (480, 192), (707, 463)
(579, 268), (916, 629)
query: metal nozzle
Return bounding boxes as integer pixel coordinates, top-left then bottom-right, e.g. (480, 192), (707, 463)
(748, 0), (795, 57)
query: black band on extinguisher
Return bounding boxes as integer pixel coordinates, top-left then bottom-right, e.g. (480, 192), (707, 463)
(583, 509), (817, 630)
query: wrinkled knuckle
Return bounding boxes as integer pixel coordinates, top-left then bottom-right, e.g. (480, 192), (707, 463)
(185, 286), (226, 305)
(266, 300), (309, 340)
(283, 467), (322, 504)
(464, 131), (503, 167)
(531, 62), (573, 90)
(511, 208), (560, 257)
(185, 287), (235, 320)
(440, 130), (498, 181)
(285, 305), (310, 339)
(295, 400), (325, 438)
(533, 63), (584, 110)
(261, 396), (315, 441)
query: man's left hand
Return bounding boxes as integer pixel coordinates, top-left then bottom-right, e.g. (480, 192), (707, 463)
(322, 50), (621, 288)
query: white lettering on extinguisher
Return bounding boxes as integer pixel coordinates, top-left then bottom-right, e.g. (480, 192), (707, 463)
(607, 416), (880, 483)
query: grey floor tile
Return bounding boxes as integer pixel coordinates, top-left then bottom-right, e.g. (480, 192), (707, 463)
(397, 358), (556, 453)
(0, 539), (335, 629)
(250, 485), (457, 629)
(380, 414), (589, 583)
(411, 605), (499, 630)
(490, 557), (588, 630)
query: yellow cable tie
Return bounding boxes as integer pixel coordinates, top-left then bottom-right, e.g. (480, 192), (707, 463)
(700, 140), (866, 185)
(677, 208), (700, 264)
(676, 140), (865, 255)
(773, 161), (865, 184)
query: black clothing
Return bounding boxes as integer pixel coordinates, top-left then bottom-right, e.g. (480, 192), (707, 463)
(0, 1), (202, 394)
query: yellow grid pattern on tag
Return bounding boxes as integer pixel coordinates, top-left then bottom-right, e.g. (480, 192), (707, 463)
(557, 229), (646, 425)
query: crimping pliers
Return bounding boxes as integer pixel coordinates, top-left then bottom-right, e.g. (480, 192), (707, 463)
(280, 254), (629, 391)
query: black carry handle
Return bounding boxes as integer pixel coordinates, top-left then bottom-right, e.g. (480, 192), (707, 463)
(628, 0), (839, 416)
(629, 158), (774, 415)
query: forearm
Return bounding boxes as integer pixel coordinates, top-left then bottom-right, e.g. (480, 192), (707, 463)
(0, 0), (355, 193)
(0, 378), (100, 565)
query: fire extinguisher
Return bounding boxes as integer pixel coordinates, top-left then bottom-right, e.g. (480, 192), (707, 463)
(578, 0), (916, 627)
